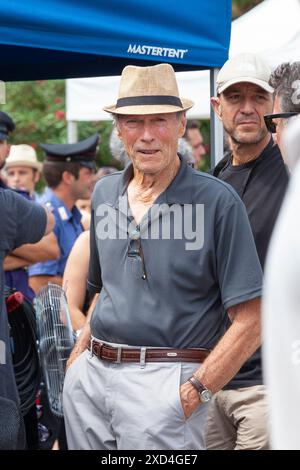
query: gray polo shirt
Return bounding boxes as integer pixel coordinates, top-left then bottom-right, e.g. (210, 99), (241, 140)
(88, 158), (262, 348)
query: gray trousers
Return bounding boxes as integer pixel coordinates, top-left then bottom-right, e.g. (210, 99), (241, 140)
(205, 385), (269, 450)
(63, 349), (209, 450)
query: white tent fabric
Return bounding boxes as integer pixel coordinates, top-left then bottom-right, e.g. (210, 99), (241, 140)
(66, 70), (210, 121)
(229, 0), (300, 62)
(66, 0), (300, 121)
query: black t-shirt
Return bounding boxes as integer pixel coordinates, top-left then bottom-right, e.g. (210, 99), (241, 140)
(213, 138), (289, 388)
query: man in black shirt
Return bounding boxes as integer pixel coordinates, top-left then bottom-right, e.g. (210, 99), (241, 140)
(205, 53), (289, 450)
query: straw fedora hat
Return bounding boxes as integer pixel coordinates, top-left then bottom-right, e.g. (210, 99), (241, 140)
(5, 144), (42, 171)
(103, 63), (194, 115)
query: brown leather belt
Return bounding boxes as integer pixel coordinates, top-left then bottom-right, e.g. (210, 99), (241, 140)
(88, 340), (210, 364)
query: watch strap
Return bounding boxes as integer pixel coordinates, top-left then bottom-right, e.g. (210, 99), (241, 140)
(188, 375), (206, 393)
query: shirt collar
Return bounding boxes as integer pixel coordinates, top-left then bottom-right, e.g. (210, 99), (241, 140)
(115, 155), (194, 207)
(48, 189), (82, 222)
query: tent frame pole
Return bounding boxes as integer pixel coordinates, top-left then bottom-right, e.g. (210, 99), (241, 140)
(210, 68), (223, 168)
(67, 120), (78, 143)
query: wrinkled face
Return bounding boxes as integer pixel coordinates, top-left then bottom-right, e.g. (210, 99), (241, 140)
(116, 112), (186, 175)
(187, 128), (206, 162)
(214, 83), (273, 145)
(0, 140), (10, 170)
(71, 167), (94, 200)
(5, 165), (39, 193)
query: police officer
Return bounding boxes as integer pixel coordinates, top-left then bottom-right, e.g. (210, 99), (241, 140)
(0, 111), (15, 188)
(29, 134), (99, 294)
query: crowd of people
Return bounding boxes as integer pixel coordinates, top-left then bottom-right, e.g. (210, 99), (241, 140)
(0, 52), (300, 450)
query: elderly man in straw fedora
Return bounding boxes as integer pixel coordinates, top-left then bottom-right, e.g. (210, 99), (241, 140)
(4, 144), (42, 198)
(63, 63), (263, 450)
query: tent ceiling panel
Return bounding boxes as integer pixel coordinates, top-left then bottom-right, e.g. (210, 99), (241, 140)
(0, 0), (231, 81)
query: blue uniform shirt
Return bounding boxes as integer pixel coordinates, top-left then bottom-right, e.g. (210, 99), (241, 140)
(29, 189), (83, 277)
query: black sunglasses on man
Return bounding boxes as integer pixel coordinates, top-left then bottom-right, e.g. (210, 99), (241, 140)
(264, 112), (299, 133)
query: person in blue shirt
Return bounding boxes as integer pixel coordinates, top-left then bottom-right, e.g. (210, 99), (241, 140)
(29, 134), (98, 294)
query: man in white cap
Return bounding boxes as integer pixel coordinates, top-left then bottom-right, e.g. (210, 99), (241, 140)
(206, 53), (289, 450)
(4, 144), (42, 198)
(63, 63), (263, 450)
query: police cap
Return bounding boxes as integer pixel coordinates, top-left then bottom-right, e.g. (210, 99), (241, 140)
(41, 133), (99, 170)
(0, 112), (16, 141)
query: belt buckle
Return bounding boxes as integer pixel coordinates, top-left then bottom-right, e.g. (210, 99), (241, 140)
(90, 338), (94, 358)
(114, 347), (122, 364)
(140, 347), (146, 369)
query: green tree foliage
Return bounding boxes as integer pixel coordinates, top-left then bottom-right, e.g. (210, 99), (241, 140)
(2, 80), (66, 151)
(2, 79), (115, 169)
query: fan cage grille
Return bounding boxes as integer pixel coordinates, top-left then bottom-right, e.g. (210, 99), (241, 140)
(35, 283), (75, 417)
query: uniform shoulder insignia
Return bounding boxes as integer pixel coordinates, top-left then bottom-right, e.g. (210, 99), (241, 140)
(58, 206), (69, 221)
(45, 201), (54, 212)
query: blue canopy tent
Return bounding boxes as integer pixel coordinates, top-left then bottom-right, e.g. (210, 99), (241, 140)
(0, 0), (231, 80)
(0, 0), (231, 162)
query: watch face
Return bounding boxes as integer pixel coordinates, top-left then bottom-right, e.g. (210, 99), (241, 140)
(200, 389), (212, 403)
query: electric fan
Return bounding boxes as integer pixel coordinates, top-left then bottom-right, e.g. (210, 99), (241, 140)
(35, 283), (75, 417)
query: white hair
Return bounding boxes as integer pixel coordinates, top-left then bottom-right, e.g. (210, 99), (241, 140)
(282, 115), (300, 171)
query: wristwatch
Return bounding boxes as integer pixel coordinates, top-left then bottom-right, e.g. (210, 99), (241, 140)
(188, 375), (213, 403)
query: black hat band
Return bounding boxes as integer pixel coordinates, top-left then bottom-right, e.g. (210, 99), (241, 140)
(116, 95), (183, 108)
